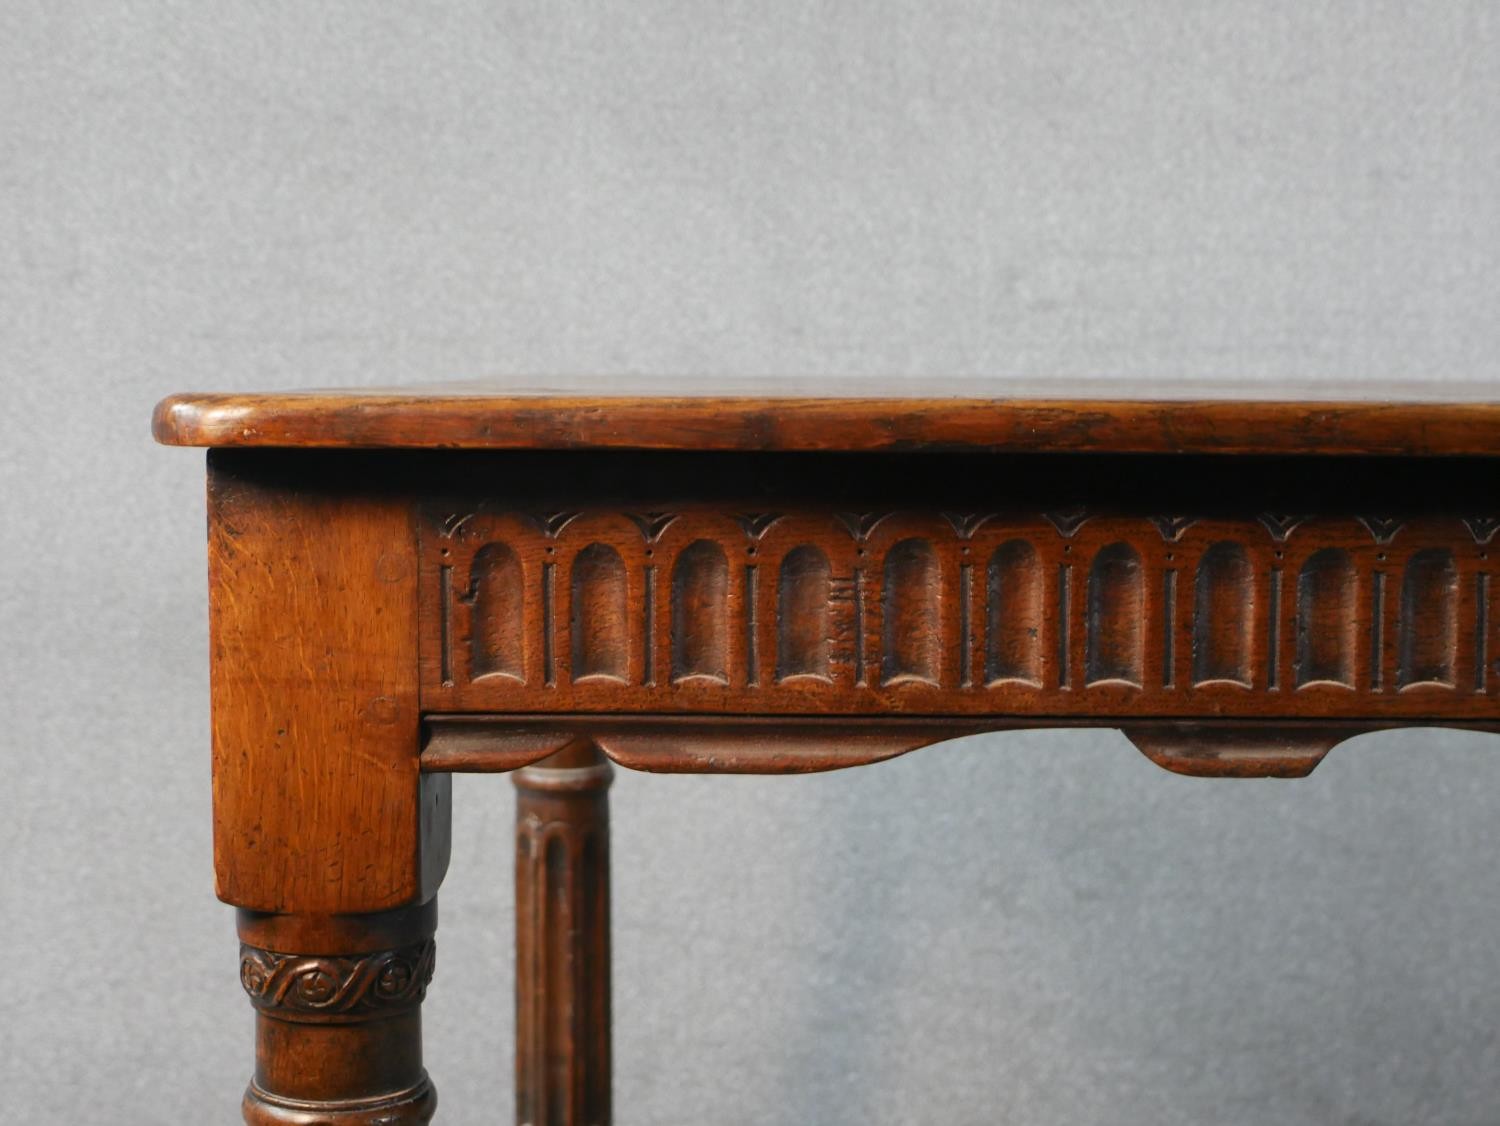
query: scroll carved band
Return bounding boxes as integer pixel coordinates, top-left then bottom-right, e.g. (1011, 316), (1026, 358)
(240, 940), (437, 1022)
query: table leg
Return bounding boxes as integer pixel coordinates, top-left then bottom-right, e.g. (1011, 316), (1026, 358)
(237, 904), (440, 1124)
(203, 459), (450, 1122)
(514, 740), (614, 1126)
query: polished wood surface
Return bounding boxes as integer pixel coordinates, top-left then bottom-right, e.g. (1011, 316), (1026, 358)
(238, 902), (438, 1125)
(418, 490), (1500, 723)
(207, 451), (449, 915)
(514, 743), (612, 1126)
(156, 385), (1500, 1123)
(155, 377), (1500, 455)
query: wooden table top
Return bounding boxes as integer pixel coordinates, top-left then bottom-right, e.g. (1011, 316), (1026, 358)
(153, 376), (1500, 456)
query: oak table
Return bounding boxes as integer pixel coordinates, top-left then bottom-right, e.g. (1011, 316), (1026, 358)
(155, 379), (1500, 1124)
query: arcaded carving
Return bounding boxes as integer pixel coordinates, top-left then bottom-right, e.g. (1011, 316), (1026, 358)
(421, 508), (1500, 722)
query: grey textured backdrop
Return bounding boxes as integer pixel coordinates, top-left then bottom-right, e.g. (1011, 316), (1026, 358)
(5, 3), (1500, 1123)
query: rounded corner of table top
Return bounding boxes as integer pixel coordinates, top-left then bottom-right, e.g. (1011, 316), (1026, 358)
(149, 381), (1500, 456)
(153, 392), (259, 449)
(152, 392), (213, 447)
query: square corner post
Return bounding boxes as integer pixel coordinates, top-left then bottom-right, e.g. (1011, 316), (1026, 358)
(206, 451), (451, 1125)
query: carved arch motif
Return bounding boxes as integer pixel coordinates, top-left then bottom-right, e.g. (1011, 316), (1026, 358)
(881, 539), (942, 686)
(471, 543), (525, 681)
(426, 508), (1500, 723)
(1193, 541), (1254, 687)
(777, 546), (833, 683)
(985, 539), (1042, 686)
(1398, 548), (1458, 690)
(1296, 548), (1358, 689)
(1086, 542), (1144, 687)
(571, 544), (629, 683)
(672, 540), (730, 684)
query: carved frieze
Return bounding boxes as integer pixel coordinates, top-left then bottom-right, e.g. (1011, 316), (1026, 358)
(420, 506), (1500, 721)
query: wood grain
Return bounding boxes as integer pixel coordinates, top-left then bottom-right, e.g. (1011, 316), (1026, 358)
(155, 382), (1500, 456)
(420, 715), (1500, 779)
(157, 403), (1500, 1123)
(237, 902), (438, 1125)
(422, 716), (990, 775)
(420, 504), (1500, 723)
(207, 451), (448, 914)
(514, 742), (613, 1126)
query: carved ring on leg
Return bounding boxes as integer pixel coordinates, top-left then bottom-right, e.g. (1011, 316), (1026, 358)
(243, 1076), (437, 1126)
(237, 905), (439, 1125)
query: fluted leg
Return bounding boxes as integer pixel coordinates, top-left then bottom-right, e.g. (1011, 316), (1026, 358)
(514, 741), (613, 1126)
(237, 903), (439, 1125)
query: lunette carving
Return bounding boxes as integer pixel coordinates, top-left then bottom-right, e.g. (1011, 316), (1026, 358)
(528, 510), (583, 538)
(1463, 516), (1500, 545)
(626, 512), (677, 542)
(1150, 515), (1197, 542)
(1257, 513), (1309, 542)
(836, 511), (891, 541)
(943, 511), (995, 540)
(734, 512), (783, 539)
(1357, 515), (1405, 544)
(1043, 506), (1091, 537)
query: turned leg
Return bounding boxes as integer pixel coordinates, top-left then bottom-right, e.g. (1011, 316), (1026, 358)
(237, 903), (439, 1125)
(514, 741), (613, 1126)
